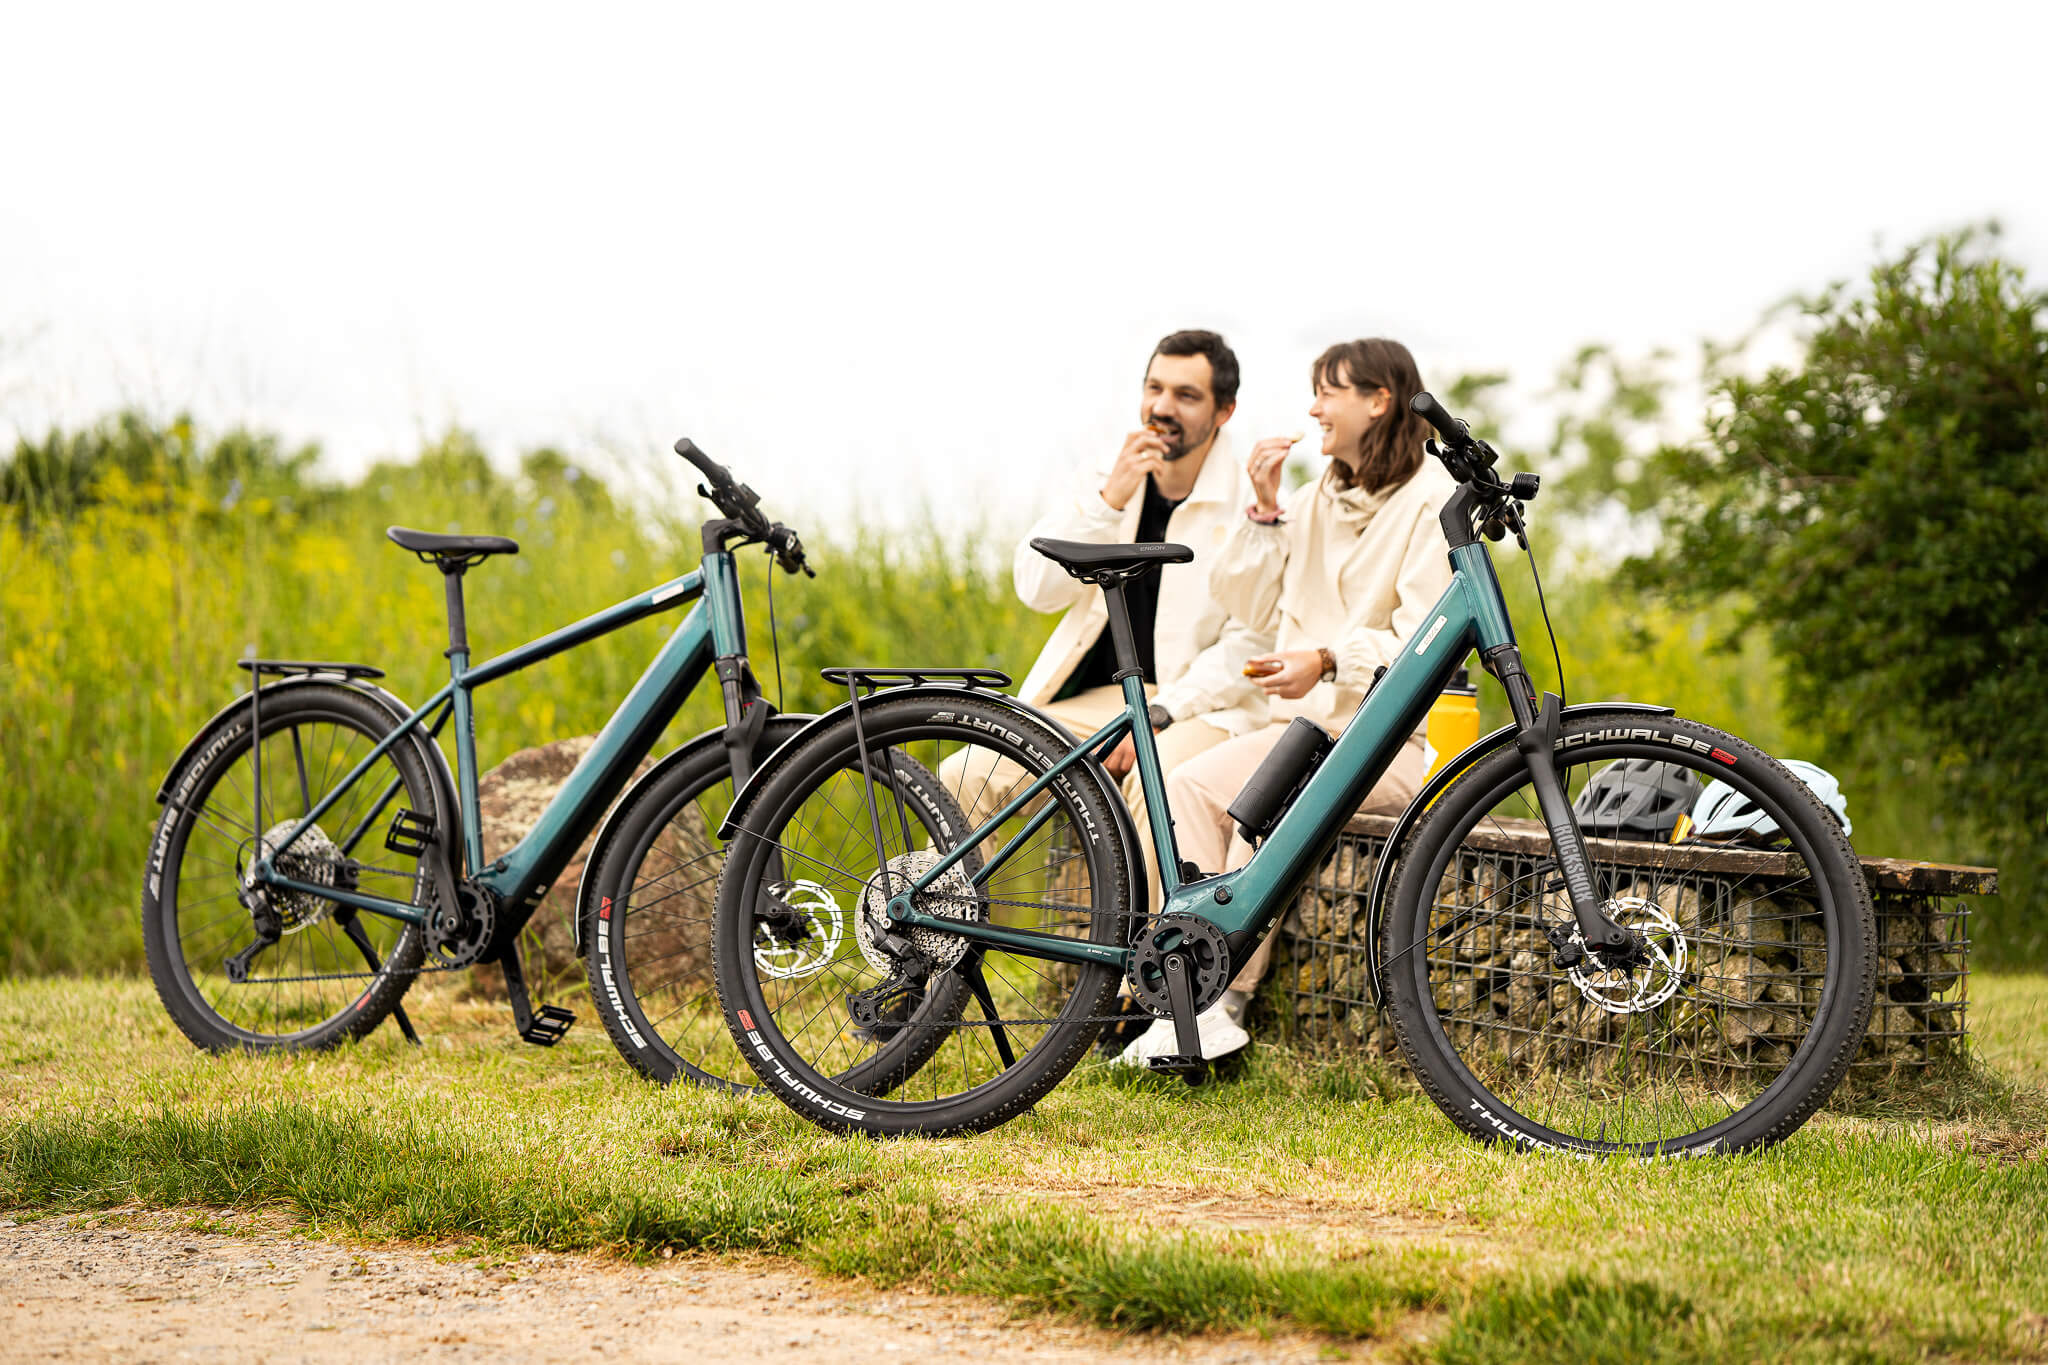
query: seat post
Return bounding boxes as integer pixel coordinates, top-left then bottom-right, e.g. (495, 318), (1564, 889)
(1100, 579), (1142, 680)
(441, 563), (470, 659)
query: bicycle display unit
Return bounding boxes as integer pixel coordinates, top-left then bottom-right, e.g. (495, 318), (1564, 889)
(709, 393), (1878, 1154)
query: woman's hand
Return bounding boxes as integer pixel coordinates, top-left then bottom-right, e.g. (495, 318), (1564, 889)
(1245, 434), (1301, 517)
(1244, 648), (1324, 700)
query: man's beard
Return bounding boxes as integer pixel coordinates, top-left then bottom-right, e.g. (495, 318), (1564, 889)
(1153, 419), (1206, 461)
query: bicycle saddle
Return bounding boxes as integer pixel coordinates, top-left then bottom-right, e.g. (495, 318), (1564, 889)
(385, 526), (520, 567)
(1030, 538), (1192, 583)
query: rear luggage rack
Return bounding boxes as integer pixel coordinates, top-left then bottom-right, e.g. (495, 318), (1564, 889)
(238, 659), (387, 681)
(819, 666), (1011, 693)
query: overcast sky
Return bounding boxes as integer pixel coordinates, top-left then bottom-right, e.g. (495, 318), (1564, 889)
(6, 1), (2044, 536)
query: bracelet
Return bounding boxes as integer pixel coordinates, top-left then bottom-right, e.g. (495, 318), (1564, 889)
(1317, 647), (1337, 683)
(1245, 503), (1283, 525)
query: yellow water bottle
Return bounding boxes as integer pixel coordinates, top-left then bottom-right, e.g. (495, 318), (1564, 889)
(1426, 665), (1480, 779)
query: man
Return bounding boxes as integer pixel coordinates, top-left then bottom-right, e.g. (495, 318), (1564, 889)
(942, 330), (1271, 1054)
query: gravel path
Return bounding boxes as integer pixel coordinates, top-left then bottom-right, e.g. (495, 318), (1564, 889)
(0, 1213), (1340, 1363)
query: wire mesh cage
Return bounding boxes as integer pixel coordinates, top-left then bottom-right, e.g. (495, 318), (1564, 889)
(1271, 815), (1982, 1073)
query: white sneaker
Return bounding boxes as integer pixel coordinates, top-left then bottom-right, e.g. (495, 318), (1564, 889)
(1113, 999), (1250, 1066)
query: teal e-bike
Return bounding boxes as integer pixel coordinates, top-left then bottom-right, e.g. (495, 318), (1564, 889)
(141, 441), (903, 1091)
(711, 394), (1878, 1153)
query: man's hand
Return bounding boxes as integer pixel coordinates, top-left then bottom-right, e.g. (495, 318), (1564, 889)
(1246, 648), (1324, 700)
(1245, 434), (1301, 517)
(1102, 731), (1137, 779)
(1101, 428), (1171, 511)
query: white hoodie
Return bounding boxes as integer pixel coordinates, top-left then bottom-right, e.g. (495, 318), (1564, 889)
(1210, 459), (1459, 737)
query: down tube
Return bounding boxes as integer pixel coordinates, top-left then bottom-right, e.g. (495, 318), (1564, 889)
(477, 607), (716, 910)
(1193, 581), (1479, 937)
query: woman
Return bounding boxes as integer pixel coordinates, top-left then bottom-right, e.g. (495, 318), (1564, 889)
(1118, 337), (1458, 1065)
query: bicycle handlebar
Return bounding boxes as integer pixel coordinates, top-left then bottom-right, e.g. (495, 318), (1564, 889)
(1410, 391), (1472, 449)
(673, 436), (812, 575)
(674, 438), (737, 492)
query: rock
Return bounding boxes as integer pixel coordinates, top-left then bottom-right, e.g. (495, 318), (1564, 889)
(466, 736), (660, 998)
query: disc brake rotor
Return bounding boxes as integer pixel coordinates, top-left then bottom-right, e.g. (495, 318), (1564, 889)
(1568, 896), (1687, 1014)
(857, 849), (981, 973)
(754, 880), (845, 979)
(242, 822), (344, 934)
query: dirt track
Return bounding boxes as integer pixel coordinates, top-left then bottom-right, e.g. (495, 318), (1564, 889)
(0, 1212), (1341, 1363)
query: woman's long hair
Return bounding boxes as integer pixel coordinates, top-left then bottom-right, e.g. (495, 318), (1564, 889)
(1312, 338), (1428, 494)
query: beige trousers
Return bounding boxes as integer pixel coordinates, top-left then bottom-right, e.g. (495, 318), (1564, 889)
(937, 684), (1230, 915)
(1165, 721), (1429, 993)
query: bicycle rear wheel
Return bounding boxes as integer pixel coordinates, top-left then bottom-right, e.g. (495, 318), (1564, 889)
(143, 685), (433, 1051)
(713, 691), (1132, 1135)
(1382, 709), (1876, 1155)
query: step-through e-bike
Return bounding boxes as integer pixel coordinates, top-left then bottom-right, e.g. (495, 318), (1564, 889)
(709, 394), (1878, 1154)
(142, 441), (865, 1090)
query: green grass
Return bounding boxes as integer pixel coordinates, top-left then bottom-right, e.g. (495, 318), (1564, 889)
(3, 977), (2045, 1360)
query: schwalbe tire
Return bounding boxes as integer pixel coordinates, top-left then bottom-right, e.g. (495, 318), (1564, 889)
(713, 692), (1132, 1137)
(1381, 709), (1877, 1155)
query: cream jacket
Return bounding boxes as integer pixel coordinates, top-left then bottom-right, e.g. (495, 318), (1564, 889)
(1210, 459), (1459, 737)
(1014, 431), (1272, 736)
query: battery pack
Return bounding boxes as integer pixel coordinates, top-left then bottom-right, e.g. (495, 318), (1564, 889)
(1226, 717), (1335, 844)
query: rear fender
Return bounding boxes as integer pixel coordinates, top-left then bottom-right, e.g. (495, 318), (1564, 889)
(572, 713), (816, 956)
(1359, 702), (1676, 1004)
(713, 685), (1151, 923)
(155, 674), (460, 843)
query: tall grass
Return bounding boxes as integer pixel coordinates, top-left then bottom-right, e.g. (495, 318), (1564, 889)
(1, 414), (2020, 973)
(1, 420), (1049, 974)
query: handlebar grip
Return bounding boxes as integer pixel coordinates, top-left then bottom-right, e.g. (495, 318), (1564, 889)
(673, 438), (736, 489)
(1409, 392), (1472, 448)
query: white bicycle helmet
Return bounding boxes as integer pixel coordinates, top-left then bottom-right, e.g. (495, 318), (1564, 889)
(1690, 759), (1851, 842)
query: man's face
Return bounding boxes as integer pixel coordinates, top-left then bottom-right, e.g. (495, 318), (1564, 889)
(1140, 352), (1231, 460)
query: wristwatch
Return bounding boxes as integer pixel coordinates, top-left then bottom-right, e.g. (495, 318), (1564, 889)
(1317, 647), (1338, 684)
(1147, 703), (1175, 732)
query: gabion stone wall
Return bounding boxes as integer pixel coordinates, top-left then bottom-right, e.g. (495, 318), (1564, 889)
(1274, 814), (1987, 1072)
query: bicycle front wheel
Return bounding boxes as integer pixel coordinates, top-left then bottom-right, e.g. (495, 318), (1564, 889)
(1382, 709), (1876, 1155)
(713, 691), (1133, 1136)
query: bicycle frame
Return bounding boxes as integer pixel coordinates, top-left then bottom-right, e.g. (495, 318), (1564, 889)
(247, 553), (749, 933)
(882, 540), (1516, 972)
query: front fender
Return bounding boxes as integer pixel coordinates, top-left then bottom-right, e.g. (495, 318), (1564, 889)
(571, 713), (816, 956)
(713, 684), (1152, 924)
(1358, 701), (1676, 1005)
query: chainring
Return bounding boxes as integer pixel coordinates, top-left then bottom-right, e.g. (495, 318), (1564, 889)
(1126, 914), (1231, 1019)
(426, 885), (496, 968)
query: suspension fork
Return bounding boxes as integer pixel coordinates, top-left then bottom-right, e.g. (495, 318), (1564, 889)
(1483, 644), (1630, 954)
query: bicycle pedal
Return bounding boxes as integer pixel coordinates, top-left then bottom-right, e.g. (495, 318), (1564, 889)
(1143, 1053), (1208, 1083)
(385, 809), (436, 858)
(518, 1005), (575, 1047)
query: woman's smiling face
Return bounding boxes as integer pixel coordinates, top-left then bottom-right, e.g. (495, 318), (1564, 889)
(1308, 363), (1390, 469)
